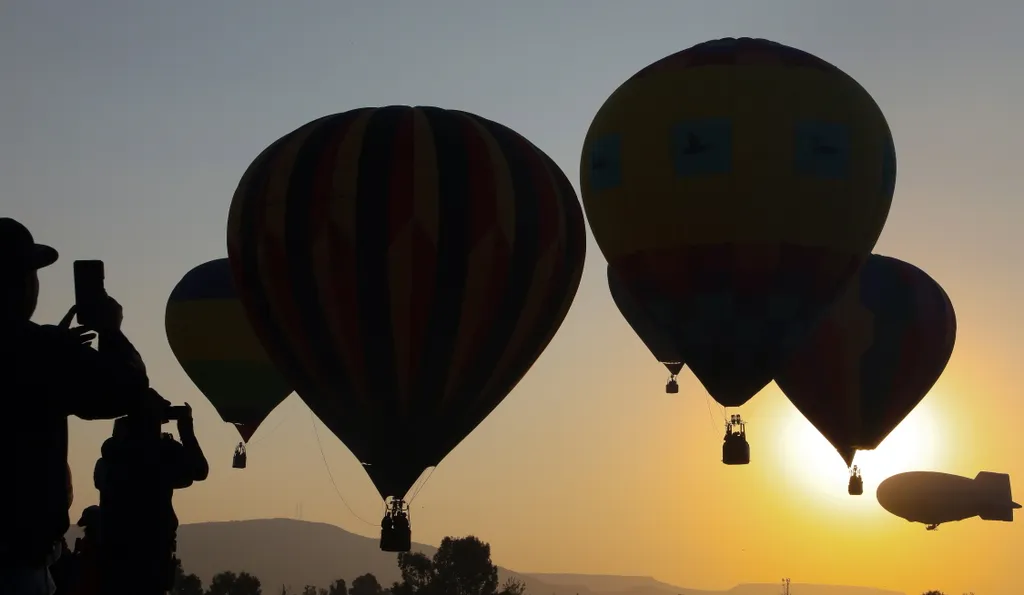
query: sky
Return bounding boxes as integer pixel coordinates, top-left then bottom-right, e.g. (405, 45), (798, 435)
(2, 2), (1023, 594)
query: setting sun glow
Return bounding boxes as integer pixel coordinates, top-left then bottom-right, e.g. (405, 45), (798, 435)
(775, 392), (946, 500)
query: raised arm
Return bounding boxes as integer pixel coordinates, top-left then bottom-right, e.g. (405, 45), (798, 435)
(168, 404), (209, 488)
(43, 301), (161, 420)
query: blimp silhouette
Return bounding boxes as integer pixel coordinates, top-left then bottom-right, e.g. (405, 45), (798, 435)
(876, 471), (1021, 530)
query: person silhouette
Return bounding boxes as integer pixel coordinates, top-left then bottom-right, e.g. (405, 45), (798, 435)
(0, 218), (164, 595)
(94, 400), (209, 595)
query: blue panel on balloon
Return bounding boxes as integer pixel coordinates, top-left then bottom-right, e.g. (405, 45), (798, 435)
(794, 120), (850, 179)
(671, 118), (733, 178)
(589, 134), (623, 191)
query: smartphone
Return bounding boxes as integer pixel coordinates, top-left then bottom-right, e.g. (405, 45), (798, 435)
(165, 405), (190, 422)
(73, 260), (106, 328)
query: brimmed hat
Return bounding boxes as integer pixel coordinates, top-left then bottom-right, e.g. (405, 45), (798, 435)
(0, 218), (58, 272)
(77, 505), (100, 527)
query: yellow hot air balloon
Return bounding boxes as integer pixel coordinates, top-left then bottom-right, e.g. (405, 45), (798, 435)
(166, 258), (292, 466)
(580, 37), (896, 407)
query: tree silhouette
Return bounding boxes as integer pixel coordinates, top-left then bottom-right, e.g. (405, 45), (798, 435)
(170, 557), (204, 595)
(351, 573), (385, 595)
(396, 552), (435, 595)
(207, 570), (263, 595)
(392, 536), (501, 595)
(432, 536), (499, 595)
(921, 591), (946, 595)
(170, 534), (511, 595)
(327, 579), (348, 595)
(498, 577), (527, 595)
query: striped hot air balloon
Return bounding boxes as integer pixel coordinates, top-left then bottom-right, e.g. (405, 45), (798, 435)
(166, 258), (292, 444)
(580, 37), (897, 408)
(775, 254), (956, 483)
(226, 106), (586, 541)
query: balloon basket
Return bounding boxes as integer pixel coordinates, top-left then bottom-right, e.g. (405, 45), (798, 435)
(379, 498), (412, 552)
(848, 466), (863, 495)
(722, 415), (750, 465)
(232, 443), (247, 469)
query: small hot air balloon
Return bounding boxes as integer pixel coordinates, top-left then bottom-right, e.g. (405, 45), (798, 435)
(775, 254), (956, 494)
(607, 264), (684, 393)
(166, 258), (293, 467)
(580, 37), (897, 415)
(227, 106), (586, 552)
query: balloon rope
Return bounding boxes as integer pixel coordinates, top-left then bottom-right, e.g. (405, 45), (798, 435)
(247, 401), (298, 447)
(310, 412), (379, 528)
(408, 467), (436, 504)
(703, 392), (719, 436)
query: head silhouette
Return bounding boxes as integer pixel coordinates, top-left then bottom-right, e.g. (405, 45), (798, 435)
(0, 218), (58, 323)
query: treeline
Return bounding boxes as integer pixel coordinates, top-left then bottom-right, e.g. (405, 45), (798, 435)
(170, 535), (529, 595)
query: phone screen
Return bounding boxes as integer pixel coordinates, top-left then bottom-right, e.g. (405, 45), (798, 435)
(73, 260), (106, 326)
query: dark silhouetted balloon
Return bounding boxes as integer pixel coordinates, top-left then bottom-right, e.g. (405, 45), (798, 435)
(580, 37), (896, 406)
(877, 471), (1020, 528)
(227, 106), (586, 501)
(607, 264), (683, 378)
(166, 258), (292, 441)
(776, 254), (956, 466)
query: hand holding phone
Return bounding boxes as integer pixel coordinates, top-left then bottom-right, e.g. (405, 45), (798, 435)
(73, 260), (123, 332)
(166, 405), (190, 421)
(73, 260), (106, 329)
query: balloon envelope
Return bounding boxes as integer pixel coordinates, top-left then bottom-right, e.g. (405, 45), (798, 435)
(227, 105), (586, 500)
(775, 254), (956, 465)
(579, 37), (896, 406)
(166, 258), (292, 441)
(607, 264), (683, 375)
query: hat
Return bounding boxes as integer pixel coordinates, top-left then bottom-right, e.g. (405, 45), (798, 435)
(77, 505), (100, 527)
(0, 218), (59, 272)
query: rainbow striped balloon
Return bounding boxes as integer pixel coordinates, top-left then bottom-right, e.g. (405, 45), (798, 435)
(776, 254), (956, 466)
(227, 106), (586, 501)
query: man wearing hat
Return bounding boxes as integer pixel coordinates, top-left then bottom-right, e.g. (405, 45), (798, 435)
(0, 218), (165, 595)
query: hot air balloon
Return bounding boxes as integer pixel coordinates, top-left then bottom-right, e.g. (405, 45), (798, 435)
(580, 37), (896, 418)
(607, 264), (684, 393)
(227, 105), (586, 552)
(775, 254), (956, 494)
(166, 258), (293, 467)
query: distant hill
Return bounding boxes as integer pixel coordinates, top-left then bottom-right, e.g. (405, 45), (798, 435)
(67, 519), (904, 595)
(528, 574), (906, 595)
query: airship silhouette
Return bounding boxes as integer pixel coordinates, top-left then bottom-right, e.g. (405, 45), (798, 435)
(877, 471), (1021, 530)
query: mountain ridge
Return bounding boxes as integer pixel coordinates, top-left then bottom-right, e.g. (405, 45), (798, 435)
(65, 518), (904, 595)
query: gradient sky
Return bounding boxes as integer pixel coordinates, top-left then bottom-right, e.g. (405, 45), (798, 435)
(3, 2), (1023, 594)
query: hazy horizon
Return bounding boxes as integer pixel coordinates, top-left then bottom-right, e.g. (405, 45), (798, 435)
(4, 3), (1023, 595)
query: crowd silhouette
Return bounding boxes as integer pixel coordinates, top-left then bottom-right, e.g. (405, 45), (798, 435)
(0, 217), (209, 595)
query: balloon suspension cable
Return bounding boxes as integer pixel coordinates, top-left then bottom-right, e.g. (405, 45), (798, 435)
(408, 467), (436, 504)
(310, 412), (378, 528)
(246, 400), (299, 447)
(386, 496), (410, 517)
(726, 414), (746, 436)
(703, 392), (719, 436)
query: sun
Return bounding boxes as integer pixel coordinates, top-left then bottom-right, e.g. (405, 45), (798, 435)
(773, 395), (947, 500)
